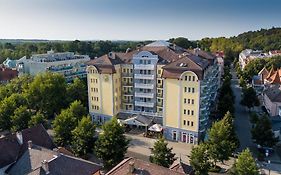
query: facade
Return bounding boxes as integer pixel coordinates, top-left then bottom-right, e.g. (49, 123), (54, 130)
(0, 66), (18, 83)
(16, 50), (90, 82)
(263, 85), (281, 117)
(87, 41), (220, 144)
(239, 49), (267, 70)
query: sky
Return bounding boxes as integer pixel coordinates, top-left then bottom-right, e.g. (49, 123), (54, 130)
(0, 0), (280, 41)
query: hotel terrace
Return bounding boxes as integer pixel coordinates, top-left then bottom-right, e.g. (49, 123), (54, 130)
(86, 41), (221, 144)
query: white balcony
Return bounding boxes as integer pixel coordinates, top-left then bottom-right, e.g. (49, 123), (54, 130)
(134, 74), (154, 80)
(135, 101), (154, 108)
(134, 64), (154, 70)
(135, 92), (154, 98)
(135, 83), (154, 89)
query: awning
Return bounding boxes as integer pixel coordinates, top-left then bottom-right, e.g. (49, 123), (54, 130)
(148, 124), (163, 132)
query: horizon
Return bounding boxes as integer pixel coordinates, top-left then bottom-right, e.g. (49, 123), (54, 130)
(1, 0), (281, 41)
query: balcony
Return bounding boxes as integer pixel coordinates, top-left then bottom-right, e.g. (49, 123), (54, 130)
(135, 92), (154, 98)
(123, 91), (133, 95)
(199, 125), (206, 133)
(135, 83), (154, 89)
(157, 91), (163, 97)
(122, 99), (133, 104)
(134, 64), (154, 70)
(135, 74), (154, 80)
(157, 101), (163, 107)
(135, 101), (154, 108)
(123, 82), (133, 86)
(122, 72), (133, 77)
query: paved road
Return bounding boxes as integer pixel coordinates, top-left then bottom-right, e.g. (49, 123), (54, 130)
(230, 68), (254, 152)
(231, 68), (281, 175)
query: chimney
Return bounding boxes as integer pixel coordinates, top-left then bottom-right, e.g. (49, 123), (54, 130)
(108, 52), (115, 59)
(16, 132), (23, 145)
(42, 160), (50, 174)
(28, 140), (32, 149)
(128, 161), (135, 173)
(194, 48), (200, 56)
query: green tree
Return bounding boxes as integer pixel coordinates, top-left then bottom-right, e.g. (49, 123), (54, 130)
(53, 109), (76, 146)
(190, 144), (210, 175)
(149, 137), (176, 168)
(0, 93), (27, 130)
(25, 73), (67, 117)
(95, 117), (129, 170)
(169, 37), (195, 49)
(207, 113), (237, 165)
(239, 77), (247, 88)
(52, 100), (87, 146)
(240, 87), (260, 110)
(28, 112), (48, 128)
(231, 149), (259, 175)
(11, 106), (32, 132)
(66, 78), (88, 106)
(71, 116), (95, 156)
(251, 115), (278, 147)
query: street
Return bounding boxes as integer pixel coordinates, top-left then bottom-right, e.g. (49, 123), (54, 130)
(231, 67), (281, 175)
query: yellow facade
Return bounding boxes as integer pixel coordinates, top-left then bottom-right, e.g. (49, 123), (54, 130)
(163, 71), (200, 133)
(87, 65), (121, 117)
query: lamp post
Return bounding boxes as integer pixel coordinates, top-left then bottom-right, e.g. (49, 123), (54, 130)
(267, 160), (271, 175)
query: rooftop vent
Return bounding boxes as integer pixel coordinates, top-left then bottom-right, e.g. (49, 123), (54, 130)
(178, 63), (187, 67)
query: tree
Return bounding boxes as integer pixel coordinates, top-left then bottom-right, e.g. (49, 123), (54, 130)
(71, 116), (95, 156)
(11, 106), (32, 132)
(95, 117), (129, 170)
(223, 112), (240, 150)
(239, 77), (247, 88)
(149, 137), (176, 168)
(169, 37), (195, 49)
(0, 93), (27, 130)
(25, 73), (67, 118)
(190, 144), (210, 175)
(53, 109), (77, 146)
(207, 114), (237, 165)
(66, 78), (88, 106)
(28, 112), (48, 128)
(240, 87), (260, 110)
(251, 114), (278, 147)
(231, 149), (259, 175)
(52, 100), (87, 146)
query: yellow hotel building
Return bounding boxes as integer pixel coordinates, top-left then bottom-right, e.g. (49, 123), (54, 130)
(87, 41), (220, 144)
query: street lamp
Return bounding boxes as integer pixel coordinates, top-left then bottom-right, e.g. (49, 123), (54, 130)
(267, 160), (271, 175)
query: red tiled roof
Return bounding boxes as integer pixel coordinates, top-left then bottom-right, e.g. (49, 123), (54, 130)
(0, 67), (18, 82)
(106, 157), (184, 175)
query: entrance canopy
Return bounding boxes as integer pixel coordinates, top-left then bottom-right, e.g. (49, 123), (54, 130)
(148, 124), (163, 132)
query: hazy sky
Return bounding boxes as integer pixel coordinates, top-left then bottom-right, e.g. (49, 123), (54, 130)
(0, 0), (280, 40)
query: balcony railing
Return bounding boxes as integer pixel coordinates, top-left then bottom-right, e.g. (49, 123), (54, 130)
(134, 74), (154, 80)
(135, 101), (154, 108)
(135, 92), (154, 98)
(134, 64), (154, 70)
(134, 83), (154, 89)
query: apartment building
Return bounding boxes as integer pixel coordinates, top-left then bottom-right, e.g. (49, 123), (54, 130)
(239, 49), (267, 70)
(87, 41), (220, 144)
(16, 50), (90, 82)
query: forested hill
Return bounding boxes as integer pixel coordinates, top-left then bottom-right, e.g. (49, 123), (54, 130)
(0, 27), (280, 64)
(234, 27), (281, 51)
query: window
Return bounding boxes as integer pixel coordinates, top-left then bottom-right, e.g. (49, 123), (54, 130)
(187, 110), (190, 115)
(189, 76), (191, 81)
(188, 87), (191, 93)
(184, 87), (187, 92)
(192, 88), (195, 93)
(184, 98), (186, 104)
(158, 79), (161, 84)
(187, 121), (190, 126)
(188, 99), (190, 104)
(193, 76), (195, 81)
(192, 99), (194, 104)
(185, 76), (188, 81)
(183, 120), (186, 125)
(158, 70), (161, 75)
(91, 96), (94, 101)
(91, 88), (93, 92)
(173, 131), (177, 141)
(184, 109), (186, 114)
(191, 110), (194, 115)
(191, 122), (194, 126)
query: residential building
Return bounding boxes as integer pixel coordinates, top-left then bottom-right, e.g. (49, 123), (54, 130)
(239, 49), (267, 70)
(252, 67), (281, 89)
(263, 85), (281, 117)
(2, 58), (17, 69)
(16, 50), (90, 82)
(0, 124), (56, 175)
(87, 41), (220, 144)
(0, 66), (18, 83)
(106, 157), (185, 175)
(6, 142), (102, 175)
(269, 50), (281, 57)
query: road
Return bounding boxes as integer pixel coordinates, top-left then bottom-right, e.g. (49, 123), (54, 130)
(230, 68), (254, 152)
(231, 68), (281, 175)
